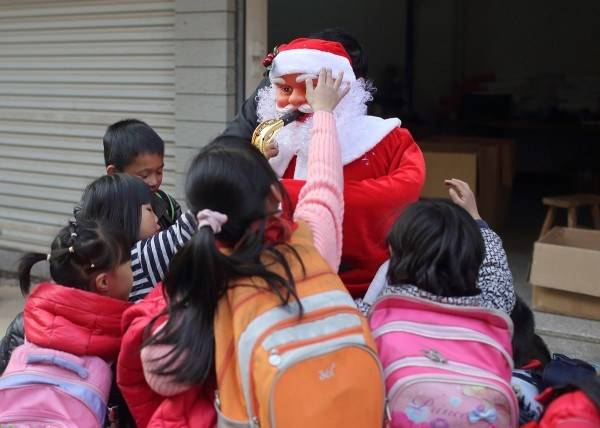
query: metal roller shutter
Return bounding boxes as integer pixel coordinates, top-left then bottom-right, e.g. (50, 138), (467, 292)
(0, 0), (175, 253)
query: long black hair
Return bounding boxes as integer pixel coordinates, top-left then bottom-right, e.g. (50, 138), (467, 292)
(18, 219), (130, 295)
(145, 136), (303, 385)
(387, 199), (485, 297)
(510, 295), (550, 367)
(77, 173), (152, 247)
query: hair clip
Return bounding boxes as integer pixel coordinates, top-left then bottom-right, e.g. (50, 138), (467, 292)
(68, 246), (75, 254)
(46, 254), (51, 261)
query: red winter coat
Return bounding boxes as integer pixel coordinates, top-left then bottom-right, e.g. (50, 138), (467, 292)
(24, 282), (130, 361)
(117, 284), (168, 427)
(282, 127), (424, 297)
(117, 284), (216, 427)
(147, 386), (216, 428)
(539, 390), (600, 427)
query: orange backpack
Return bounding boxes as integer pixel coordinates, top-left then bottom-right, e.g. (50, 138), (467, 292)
(213, 222), (385, 428)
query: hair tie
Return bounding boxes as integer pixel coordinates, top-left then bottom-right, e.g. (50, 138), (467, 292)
(68, 246), (75, 254)
(196, 209), (228, 234)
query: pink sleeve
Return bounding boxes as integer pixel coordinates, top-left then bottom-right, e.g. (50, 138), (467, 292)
(140, 323), (191, 397)
(293, 111), (344, 272)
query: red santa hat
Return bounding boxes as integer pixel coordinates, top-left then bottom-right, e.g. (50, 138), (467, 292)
(268, 38), (357, 83)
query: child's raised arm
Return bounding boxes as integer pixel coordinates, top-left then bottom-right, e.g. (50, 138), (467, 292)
(445, 178), (515, 314)
(130, 211), (197, 301)
(293, 69), (349, 272)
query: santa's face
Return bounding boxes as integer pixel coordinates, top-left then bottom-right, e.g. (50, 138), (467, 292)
(274, 74), (313, 114)
(257, 75), (377, 177)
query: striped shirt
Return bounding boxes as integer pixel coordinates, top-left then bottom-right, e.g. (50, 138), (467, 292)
(129, 211), (196, 302)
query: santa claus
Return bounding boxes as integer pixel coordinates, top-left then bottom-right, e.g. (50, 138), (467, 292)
(257, 38), (425, 297)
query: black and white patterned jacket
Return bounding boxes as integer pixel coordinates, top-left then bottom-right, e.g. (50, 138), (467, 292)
(356, 220), (516, 316)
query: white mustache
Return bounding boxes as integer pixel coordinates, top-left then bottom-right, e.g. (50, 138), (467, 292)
(298, 104), (314, 114)
(276, 104), (313, 114)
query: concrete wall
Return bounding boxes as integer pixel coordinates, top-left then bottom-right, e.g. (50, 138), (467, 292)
(0, 0), (239, 275)
(174, 0), (237, 201)
(245, 0), (268, 98)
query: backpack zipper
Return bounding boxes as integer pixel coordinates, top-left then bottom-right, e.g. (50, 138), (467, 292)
(370, 295), (514, 336)
(372, 320), (513, 369)
(246, 308), (362, 421)
(236, 291), (358, 422)
(383, 356), (512, 387)
(0, 367), (107, 399)
(0, 414), (68, 427)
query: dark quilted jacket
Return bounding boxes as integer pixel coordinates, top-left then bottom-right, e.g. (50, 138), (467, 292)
(0, 311), (24, 374)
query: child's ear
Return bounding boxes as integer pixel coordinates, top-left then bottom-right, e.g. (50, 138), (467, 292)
(93, 272), (110, 296)
(106, 164), (118, 175)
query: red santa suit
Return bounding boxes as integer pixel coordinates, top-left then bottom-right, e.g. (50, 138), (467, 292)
(281, 127), (424, 297)
(258, 38), (426, 297)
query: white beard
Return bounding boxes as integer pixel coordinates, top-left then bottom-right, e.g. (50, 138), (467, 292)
(256, 79), (401, 179)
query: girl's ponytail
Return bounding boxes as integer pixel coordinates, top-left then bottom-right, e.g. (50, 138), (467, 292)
(18, 219), (130, 296)
(18, 253), (47, 296)
(145, 138), (304, 386)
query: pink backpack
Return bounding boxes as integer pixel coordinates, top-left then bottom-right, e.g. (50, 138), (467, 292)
(0, 342), (112, 427)
(369, 295), (518, 428)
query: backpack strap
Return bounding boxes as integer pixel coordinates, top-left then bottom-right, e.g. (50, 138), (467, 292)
(27, 353), (89, 378)
(155, 190), (178, 222)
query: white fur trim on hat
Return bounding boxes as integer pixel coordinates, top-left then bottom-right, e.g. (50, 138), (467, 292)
(269, 48), (356, 83)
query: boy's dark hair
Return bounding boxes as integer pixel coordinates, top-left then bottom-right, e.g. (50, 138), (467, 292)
(308, 28), (368, 79)
(77, 173), (152, 248)
(387, 199), (484, 298)
(18, 219), (129, 295)
(103, 119), (165, 169)
(510, 295), (551, 367)
(145, 136), (303, 386)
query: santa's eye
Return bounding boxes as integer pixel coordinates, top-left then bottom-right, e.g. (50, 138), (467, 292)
(278, 86), (292, 95)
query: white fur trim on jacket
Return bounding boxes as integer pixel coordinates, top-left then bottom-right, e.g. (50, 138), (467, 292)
(269, 115), (400, 179)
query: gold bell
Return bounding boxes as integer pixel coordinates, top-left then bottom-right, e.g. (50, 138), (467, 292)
(251, 118), (285, 155)
(251, 110), (302, 157)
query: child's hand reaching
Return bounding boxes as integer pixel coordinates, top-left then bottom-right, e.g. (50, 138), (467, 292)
(305, 68), (350, 113)
(445, 178), (481, 220)
(263, 141), (278, 159)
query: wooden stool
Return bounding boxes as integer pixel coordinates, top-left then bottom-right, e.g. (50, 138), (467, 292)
(539, 194), (600, 239)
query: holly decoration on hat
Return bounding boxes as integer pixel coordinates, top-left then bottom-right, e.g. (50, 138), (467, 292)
(262, 46), (279, 70)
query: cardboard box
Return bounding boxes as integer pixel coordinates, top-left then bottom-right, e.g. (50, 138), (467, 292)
(530, 227), (600, 320)
(422, 151), (477, 198)
(419, 136), (514, 229)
